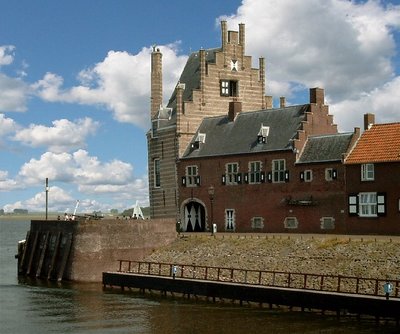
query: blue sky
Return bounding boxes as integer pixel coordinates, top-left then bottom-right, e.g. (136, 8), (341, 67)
(1, 0), (399, 214)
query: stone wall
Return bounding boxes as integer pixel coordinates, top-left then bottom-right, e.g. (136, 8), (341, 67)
(144, 233), (400, 280)
(67, 218), (176, 282)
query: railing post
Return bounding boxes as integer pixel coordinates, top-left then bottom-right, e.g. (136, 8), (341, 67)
(356, 277), (359, 294)
(337, 276), (341, 292)
(320, 275), (324, 291)
(304, 274), (307, 289)
(217, 267), (221, 281)
(258, 271), (262, 285)
(205, 266), (208, 280)
(118, 260), (122, 272)
(288, 273), (291, 288)
(148, 262), (151, 275)
(375, 279), (379, 295)
(244, 270), (248, 284)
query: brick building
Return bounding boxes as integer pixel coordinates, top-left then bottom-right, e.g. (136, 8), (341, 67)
(344, 117), (400, 234)
(177, 90), (359, 233)
(147, 20), (398, 234)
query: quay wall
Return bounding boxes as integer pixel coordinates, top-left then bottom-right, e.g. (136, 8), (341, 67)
(67, 218), (177, 282)
(144, 233), (400, 280)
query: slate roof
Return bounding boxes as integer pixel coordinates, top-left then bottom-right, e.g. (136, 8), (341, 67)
(345, 123), (400, 164)
(296, 133), (354, 164)
(182, 105), (309, 159)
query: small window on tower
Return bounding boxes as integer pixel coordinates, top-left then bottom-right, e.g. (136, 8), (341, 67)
(220, 80), (238, 97)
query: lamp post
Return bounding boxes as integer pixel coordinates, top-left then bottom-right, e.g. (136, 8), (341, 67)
(45, 178), (49, 220)
(208, 185), (215, 235)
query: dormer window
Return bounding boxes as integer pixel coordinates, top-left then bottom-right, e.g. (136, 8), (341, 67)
(257, 125), (270, 144)
(191, 132), (206, 150)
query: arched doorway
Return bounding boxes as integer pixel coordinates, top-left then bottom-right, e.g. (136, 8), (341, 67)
(183, 201), (206, 232)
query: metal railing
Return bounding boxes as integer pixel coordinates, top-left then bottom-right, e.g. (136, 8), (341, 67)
(116, 260), (400, 299)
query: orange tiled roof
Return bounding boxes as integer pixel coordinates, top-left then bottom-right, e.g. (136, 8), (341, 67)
(345, 123), (400, 164)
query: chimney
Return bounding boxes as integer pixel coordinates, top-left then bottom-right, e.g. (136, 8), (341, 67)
(151, 47), (163, 120)
(239, 23), (245, 52)
(364, 113), (375, 130)
(265, 96), (273, 109)
(280, 97), (286, 108)
(221, 21), (227, 51)
(176, 83), (185, 115)
(310, 87), (324, 105)
(228, 101), (242, 122)
(259, 57), (265, 108)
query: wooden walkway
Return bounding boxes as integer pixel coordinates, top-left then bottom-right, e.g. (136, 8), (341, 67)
(103, 260), (400, 322)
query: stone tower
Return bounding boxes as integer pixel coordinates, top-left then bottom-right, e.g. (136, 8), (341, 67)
(147, 21), (268, 219)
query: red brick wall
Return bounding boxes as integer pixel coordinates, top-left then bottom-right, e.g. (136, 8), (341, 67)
(345, 162), (400, 235)
(178, 152), (346, 233)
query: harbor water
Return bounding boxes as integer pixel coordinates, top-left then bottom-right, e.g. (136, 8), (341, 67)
(0, 219), (397, 334)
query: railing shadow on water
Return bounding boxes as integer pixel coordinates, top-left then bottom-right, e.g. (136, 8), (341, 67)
(116, 260), (400, 299)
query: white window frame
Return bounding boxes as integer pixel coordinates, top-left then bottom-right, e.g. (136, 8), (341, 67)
(225, 209), (235, 231)
(186, 165), (198, 187)
(251, 216), (264, 229)
(272, 159), (286, 183)
(220, 79), (238, 97)
(320, 217), (335, 230)
(249, 161), (262, 184)
(359, 192), (377, 217)
(284, 217), (298, 229)
(361, 163), (374, 181)
(304, 170), (313, 182)
(325, 168), (333, 181)
(226, 163), (238, 185)
(154, 159), (160, 188)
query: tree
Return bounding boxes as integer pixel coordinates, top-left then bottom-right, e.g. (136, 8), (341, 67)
(110, 209), (118, 215)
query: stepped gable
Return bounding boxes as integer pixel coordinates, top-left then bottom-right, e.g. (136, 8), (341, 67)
(160, 48), (219, 127)
(345, 122), (400, 164)
(182, 104), (309, 158)
(297, 133), (355, 164)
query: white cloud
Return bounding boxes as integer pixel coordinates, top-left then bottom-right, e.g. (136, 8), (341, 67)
(18, 149), (134, 188)
(0, 170), (20, 191)
(0, 113), (18, 137)
(0, 73), (29, 112)
(13, 117), (99, 153)
(221, 0), (400, 102)
(0, 45), (15, 66)
(0, 46), (30, 112)
(331, 76), (400, 131)
(33, 44), (188, 128)
(3, 186), (75, 213)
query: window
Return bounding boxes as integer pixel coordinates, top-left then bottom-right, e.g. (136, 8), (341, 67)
(257, 125), (269, 144)
(226, 163), (238, 185)
(304, 170), (312, 182)
(225, 209), (235, 231)
(359, 192), (377, 217)
(249, 161), (262, 184)
(284, 217), (298, 229)
(320, 217), (335, 230)
(154, 159), (160, 188)
(361, 164), (374, 181)
(348, 192), (386, 217)
(325, 168), (337, 181)
(272, 159), (286, 183)
(186, 165), (199, 187)
(251, 217), (264, 229)
(220, 80), (238, 97)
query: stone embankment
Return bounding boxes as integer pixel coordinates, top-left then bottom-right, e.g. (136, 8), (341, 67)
(144, 233), (400, 280)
